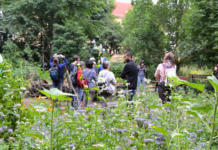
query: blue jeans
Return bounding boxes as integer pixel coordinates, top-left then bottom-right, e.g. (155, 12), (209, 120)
(72, 87), (83, 109)
(52, 79), (63, 103)
(127, 89), (135, 107)
(137, 76), (145, 93)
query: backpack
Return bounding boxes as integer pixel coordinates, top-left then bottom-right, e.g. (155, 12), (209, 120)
(49, 65), (60, 82)
(69, 64), (78, 86)
(162, 62), (176, 84)
(98, 72), (109, 92)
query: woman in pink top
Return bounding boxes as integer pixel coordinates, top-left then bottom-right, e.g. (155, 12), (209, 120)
(155, 52), (176, 104)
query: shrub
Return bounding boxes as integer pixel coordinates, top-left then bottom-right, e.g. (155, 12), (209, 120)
(109, 62), (125, 78)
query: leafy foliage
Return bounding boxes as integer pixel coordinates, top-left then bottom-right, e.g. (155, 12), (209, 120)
(179, 0), (218, 66)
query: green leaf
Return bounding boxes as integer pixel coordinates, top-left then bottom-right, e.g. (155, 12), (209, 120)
(179, 80), (205, 93)
(180, 98), (194, 102)
(149, 106), (162, 109)
(152, 126), (169, 136)
(208, 76), (218, 94)
(171, 133), (184, 139)
(186, 110), (202, 119)
(84, 123), (92, 128)
(26, 133), (43, 139)
(95, 109), (102, 115)
(65, 122), (82, 125)
(162, 103), (170, 107)
(190, 104), (213, 113)
(38, 88), (75, 101)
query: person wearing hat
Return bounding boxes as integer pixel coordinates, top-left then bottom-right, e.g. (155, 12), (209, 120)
(137, 60), (146, 94)
(98, 57), (108, 74)
(90, 57), (97, 74)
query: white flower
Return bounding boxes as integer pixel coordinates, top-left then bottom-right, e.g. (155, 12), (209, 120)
(3, 88), (7, 90)
(84, 85), (88, 89)
(183, 129), (189, 134)
(93, 62), (96, 65)
(42, 115), (45, 120)
(72, 61), (77, 65)
(93, 144), (104, 147)
(5, 84), (11, 87)
(126, 83), (130, 86)
(16, 103), (21, 107)
(20, 87), (26, 90)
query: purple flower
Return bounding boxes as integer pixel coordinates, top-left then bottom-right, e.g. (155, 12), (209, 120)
(135, 118), (145, 128)
(8, 128), (13, 133)
(116, 145), (122, 149)
(0, 126), (7, 132)
(68, 144), (75, 148)
(197, 128), (203, 132)
(189, 132), (197, 139)
(144, 138), (154, 143)
(122, 90), (132, 94)
(144, 121), (151, 130)
(155, 140), (164, 145)
(117, 128), (127, 133)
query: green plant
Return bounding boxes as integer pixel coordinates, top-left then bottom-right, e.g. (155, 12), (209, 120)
(38, 88), (74, 150)
(110, 62), (125, 78)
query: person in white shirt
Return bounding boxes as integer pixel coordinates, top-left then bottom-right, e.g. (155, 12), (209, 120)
(98, 61), (116, 107)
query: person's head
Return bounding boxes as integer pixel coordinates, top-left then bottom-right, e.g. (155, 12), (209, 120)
(80, 61), (85, 70)
(72, 55), (80, 63)
(124, 51), (132, 62)
(163, 52), (175, 65)
(86, 60), (94, 69)
(140, 60), (144, 66)
(103, 61), (110, 70)
(53, 57), (59, 65)
(90, 57), (96, 62)
(102, 57), (108, 63)
(214, 65), (218, 73)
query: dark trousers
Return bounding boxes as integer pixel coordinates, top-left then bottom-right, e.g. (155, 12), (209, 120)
(158, 82), (171, 104)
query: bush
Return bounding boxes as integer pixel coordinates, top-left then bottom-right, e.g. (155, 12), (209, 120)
(109, 62), (125, 78)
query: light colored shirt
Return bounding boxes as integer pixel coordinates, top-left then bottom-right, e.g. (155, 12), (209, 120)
(99, 70), (116, 94)
(155, 62), (176, 82)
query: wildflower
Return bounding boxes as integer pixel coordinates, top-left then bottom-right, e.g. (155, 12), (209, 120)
(0, 126), (7, 132)
(8, 128), (13, 133)
(197, 128), (203, 132)
(93, 144), (104, 147)
(155, 140), (164, 145)
(144, 138), (154, 144)
(189, 132), (197, 139)
(42, 100), (46, 103)
(68, 144), (75, 149)
(135, 118), (145, 128)
(20, 87), (26, 90)
(117, 128), (127, 134)
(126, 83), (130, 86)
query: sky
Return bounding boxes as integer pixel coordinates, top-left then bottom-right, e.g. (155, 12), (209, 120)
(116, 0), (158, 4)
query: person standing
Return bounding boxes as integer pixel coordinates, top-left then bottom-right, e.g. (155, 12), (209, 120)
(82, 60), (97, 107)
(69, 55), (80, 108)
(155, 52), (177, 104)
(98, 61), (116, 107)
(49, 53), (68, 90)
(137, 60), (146, 94)
(90, 57), (98, 74)
(98, 57), (108, 74)
(121, 52), (139, 104)
(213, 65), (218, 79)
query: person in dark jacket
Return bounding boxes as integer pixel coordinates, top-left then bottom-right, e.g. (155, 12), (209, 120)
(49, 53), (68, 90)
(137, 60), (146, 94)
(121, 52), (139, 104)
(213, 65), (218, 79)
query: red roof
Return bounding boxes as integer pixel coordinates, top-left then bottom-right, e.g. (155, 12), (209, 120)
(112, 2), (133, 18)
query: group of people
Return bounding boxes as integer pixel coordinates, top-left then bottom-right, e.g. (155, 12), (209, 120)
(49, 51), (177, 108)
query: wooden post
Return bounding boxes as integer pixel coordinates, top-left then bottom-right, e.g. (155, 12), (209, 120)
(65, 66), (80, 106)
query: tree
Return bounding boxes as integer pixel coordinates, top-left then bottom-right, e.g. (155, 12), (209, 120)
(0, 0), (108, 61)
(98, 20), (124, 55)
(179, 0), (218, 67)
